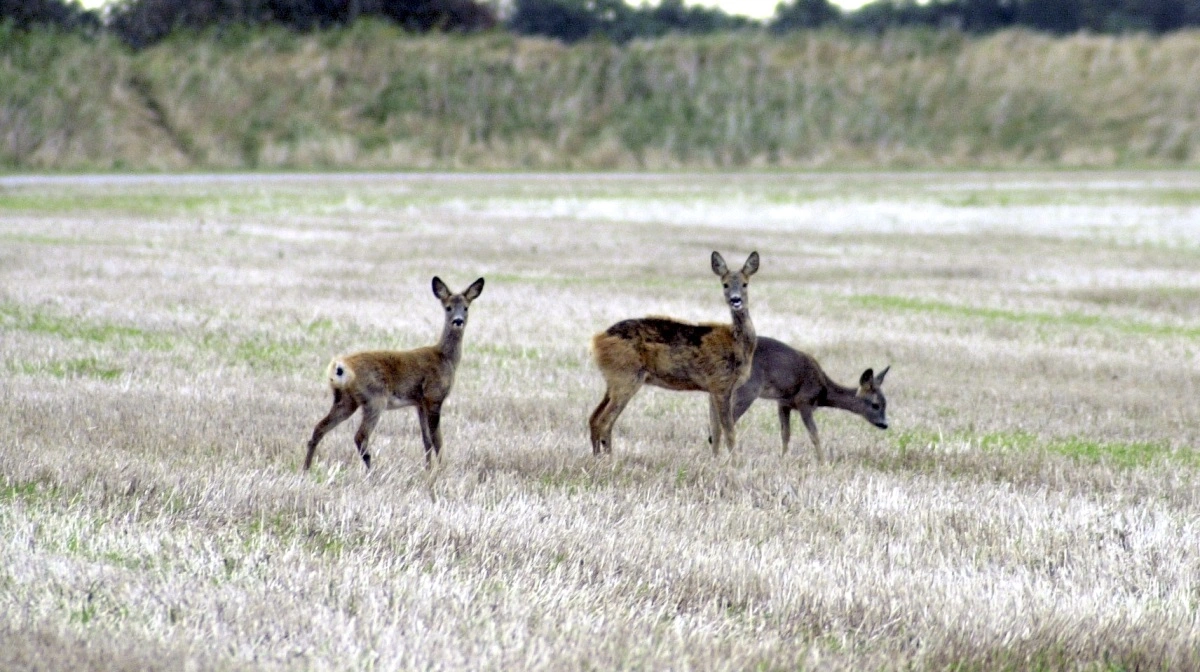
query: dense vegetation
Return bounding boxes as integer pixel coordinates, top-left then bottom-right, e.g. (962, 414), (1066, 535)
(6, 0), (1200, 48)
(2, 23), (1198, 171)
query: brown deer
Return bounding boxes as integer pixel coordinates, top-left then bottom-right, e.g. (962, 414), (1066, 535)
(718, 336), (889, 462)
(303, 276), (485, 471)
(589, 251), (759, 456)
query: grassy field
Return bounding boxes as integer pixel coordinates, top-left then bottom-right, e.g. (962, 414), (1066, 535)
(1, 171), (1198, 669)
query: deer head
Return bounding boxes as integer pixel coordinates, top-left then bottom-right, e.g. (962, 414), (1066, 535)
(857, 366), (890, 429)
(711, 251), (759, 314)
(433, 276), (485, 331)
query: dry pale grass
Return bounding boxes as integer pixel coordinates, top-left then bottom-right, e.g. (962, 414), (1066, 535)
(1, 171), (1198, 670)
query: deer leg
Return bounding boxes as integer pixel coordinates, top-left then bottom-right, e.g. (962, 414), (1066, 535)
(798, 405), (822, 463)
(599, 392), (636, 455)
(417, 405), (433, 467)
(777, 404), (792, 455)
(354, 400), (384, 470)
(714, 391), (737, 455)
(708, 396), (723, 456)
(427, 403), (443, 467)
(594, 378), (640, 455)
(304, 389), (358, 470)
(713, 382), (758, 447)
(588, 392), (612, 455)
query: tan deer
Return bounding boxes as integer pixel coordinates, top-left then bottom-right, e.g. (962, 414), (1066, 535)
(303, 276), (485, 471)
(718, 336), (889, 462)
(589, 251), (759, 456)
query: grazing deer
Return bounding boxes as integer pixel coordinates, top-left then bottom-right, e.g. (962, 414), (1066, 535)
(718, 336), (889, 462)
(303, 276), (485, 471)
(589, 251), (760, 456)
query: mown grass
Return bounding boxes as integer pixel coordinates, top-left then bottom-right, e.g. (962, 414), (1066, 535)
(892, 428), (1187, 469)
(0, 173), (1197, 671)
(17, 357), (124, 380)
(0, 302), (171, 348)
(851, 294), (1200, 340)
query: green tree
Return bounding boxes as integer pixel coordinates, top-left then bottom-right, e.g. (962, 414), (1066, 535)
(770, 0), (841, 32)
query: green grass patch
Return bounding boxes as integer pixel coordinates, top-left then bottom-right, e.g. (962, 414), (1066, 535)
(852, 294), (1200, 340)
(0, 192), (217, 217)
(231, 336), (307, 372)
(0, 232), (129, 247)
(0, 302), (173, 349)
(893, 428), (1187, 468)
(18, 357), (123, 380)
(0, 480), (60, 504)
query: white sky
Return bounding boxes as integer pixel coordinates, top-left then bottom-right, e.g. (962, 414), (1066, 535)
(692, 0), (873, 19)
(78, 0), (876, 19)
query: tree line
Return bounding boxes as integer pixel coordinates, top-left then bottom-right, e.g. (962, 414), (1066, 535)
(4, 0), (1200, 48)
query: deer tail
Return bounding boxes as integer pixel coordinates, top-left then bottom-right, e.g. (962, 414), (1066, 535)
(327, 358), (355, 389)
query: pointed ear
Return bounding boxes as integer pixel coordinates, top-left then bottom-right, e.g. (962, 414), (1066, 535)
(711, 251), (729, 276)
(432, 276), (452, 301)
(874, 365), (890, 386)
(860, 368), (875, 389)
(463, 277), (485, 302)
(742, 251), (760, 277)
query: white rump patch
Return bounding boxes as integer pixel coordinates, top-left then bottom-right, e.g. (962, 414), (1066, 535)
(327, 358), (355, 388)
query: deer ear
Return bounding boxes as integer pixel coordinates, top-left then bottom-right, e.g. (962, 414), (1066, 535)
(742, 251), (760, 277)
(875, 365), (890, 386)
(711, 251), (729, 276)
(432, 276), (452, 301)
(860, 368), (875, 389)
(463, 277), (485, 302)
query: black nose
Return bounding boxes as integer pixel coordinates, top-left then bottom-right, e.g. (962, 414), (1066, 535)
(452, 318), (465, 327)
(875, 422), (888, 430)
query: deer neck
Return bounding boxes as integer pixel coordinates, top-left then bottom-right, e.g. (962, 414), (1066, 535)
(438, 324), (465, 366)
(822, 380), (870, 417)
(730, 305), (756, 356)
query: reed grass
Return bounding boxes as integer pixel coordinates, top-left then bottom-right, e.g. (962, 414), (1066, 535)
(3, 24), (1200, 170)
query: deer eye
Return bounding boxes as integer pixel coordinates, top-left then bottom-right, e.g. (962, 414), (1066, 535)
(445, 306), (451, 312)
(723, 283), (729, 288)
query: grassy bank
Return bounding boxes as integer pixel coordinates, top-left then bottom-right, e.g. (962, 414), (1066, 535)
(3, 23), (1200, 170)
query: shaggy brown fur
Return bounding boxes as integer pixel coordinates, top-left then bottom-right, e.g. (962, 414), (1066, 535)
(304, 276), (484, 471)
(589, 251), (759, 456)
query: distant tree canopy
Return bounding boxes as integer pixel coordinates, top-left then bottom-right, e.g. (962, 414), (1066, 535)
(835, 0), (1200, 34)
(5, 0), (1200, 48)
(770, 0), (842, 33)
(507, 0), (753, 43)
(0, 0), (100, 32)
(106, 0), (496, 48)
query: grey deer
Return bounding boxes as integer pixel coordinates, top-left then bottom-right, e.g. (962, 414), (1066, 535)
(718, 336), (889, 462)
(304, 276), (485, 471)
(589, 251), (760, 456)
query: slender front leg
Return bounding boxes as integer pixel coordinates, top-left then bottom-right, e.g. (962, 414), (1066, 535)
(427, 402), (443, 465)
(798, 405), (822, 463)
(354, 400), (384, 470)
(714, 391), (736, 455)
(777, 404), (792, 455)
(708, 395), (723, 456)
(417, 405), (433, 467)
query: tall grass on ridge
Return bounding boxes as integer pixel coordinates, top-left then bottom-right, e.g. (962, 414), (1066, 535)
(3, 23), (1200, 170)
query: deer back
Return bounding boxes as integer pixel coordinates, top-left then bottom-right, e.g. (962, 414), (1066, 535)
(593, 317), (751, 392)
(330, 346), (449, 404)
